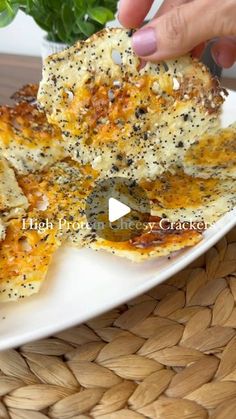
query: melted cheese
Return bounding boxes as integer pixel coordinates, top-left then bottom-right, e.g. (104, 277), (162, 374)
(184, 123), (236, 179)
(141, 170), (236, 223)
(0, 157), (28, 218)
(89, 227), (201, 262)
(0, 98), (67, 174)
(18, 159), (98, 241)
(18, 160), (204, 263)
(0, 219), (60, 302)
(38, 28), (224, 181)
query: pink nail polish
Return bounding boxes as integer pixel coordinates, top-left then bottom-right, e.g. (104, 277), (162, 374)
(132, 28), (157, 57)
(212, 50), (221, 66)
(212, 50), (234, 68)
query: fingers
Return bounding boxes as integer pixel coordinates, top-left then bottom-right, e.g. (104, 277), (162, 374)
(118, 0), (154, 28)
(153, 0), (193, 18)
(132, 0), (236, 61)
(192, 42), (206, 59)
(211, 37), (236, 68)
(118, 0), (191, 28)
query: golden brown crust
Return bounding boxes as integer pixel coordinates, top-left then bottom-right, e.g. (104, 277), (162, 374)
(89, 228), (202, 262)
(184, 123), (236, 179)
(0, 90), (67, 174)
(0, 156), (62, 302)
(0, 219), (60, 302)
(11, 83), (39, 103)
(18, 160), (203, 263)
(141, 169), (236, 224)
(18, 158), (98, 236)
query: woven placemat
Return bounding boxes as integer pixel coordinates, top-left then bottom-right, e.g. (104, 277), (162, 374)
(0, 228), (236, 419)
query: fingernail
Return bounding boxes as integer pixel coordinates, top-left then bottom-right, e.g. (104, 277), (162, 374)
(132, 27), (157, 57)
(212, 50), (234, 68)
(212, 50), (221, 66)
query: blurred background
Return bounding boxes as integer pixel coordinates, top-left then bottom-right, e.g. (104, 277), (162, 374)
(0, 0), (235, 78)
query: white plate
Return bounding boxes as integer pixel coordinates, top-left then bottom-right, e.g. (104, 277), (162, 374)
(0, 90), (235, 351)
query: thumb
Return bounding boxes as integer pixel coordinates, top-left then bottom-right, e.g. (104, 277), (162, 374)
(132, 0), (236, 61)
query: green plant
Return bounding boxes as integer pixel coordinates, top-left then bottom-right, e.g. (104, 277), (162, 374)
(0, 0), (118, 44)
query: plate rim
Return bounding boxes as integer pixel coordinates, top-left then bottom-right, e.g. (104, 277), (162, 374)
(0, 211), (235, 350)
(0, 89), (235, 350)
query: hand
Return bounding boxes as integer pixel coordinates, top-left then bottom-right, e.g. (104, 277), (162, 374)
(118, 0), (236, 68)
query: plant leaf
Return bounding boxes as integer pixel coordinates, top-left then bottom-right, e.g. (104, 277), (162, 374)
(103, 0), (118, 14)
(87, 0), (97, 6)
(73, 0), (86, 14)
(88, 6), (114, 24)
(25, 0), (34, 13)
(33, 14), (53, 32)
(61, 2), (73, 35)
(0, 0), (119, 44)
(5, 0), (14, 14)
(54, 17), (68, 43)
(0, 3), (18, 27)
(0, 0), (7, 13)
(76, 18), (95, 37)
(47, 0), (61, 11)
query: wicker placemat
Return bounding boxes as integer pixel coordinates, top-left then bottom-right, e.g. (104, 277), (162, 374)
(0, 228), (236, 419)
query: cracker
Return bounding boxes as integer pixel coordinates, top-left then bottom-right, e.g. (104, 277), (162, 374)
(0, 218), (6, 242)
(38, 28), (224, 180)
(88, 220), (202, 262)
(184, 123), (236, 179)
(0, 89), (67, 174)
(18, 159), (98, 242)
(141, 170), (236, 224)
(0, 157), (28, 222)
(11, 83), (39, 103)
(18, 160), (202, 262)
(0, 219), (60, 302)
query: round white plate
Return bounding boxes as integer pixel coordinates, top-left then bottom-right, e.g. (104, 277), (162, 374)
(0, 90), (235, 351)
